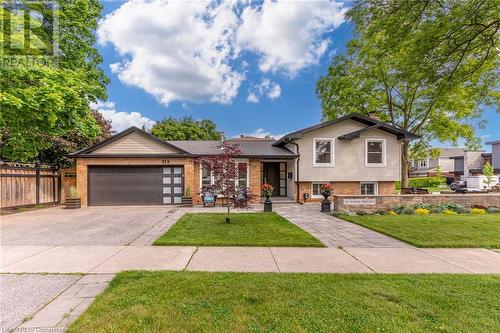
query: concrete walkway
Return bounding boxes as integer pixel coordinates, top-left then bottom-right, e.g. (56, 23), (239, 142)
(276, 204), (409, 248)
(2, 273), (114, 332)
(2, 245), (499, 274)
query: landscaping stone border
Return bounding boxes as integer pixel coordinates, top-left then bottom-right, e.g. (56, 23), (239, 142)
(333, 193), (500, 213)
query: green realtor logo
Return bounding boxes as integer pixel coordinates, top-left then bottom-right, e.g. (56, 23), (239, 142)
(1, 0), (59, 69)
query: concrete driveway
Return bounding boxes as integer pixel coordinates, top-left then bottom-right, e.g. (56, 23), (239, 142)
(0, 206), (176, 246)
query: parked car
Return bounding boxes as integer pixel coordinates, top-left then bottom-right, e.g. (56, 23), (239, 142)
(450, 180), (467, 193)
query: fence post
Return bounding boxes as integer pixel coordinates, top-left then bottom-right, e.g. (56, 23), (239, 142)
(35, 160), (40, 205)
(57, 165), (62, 204)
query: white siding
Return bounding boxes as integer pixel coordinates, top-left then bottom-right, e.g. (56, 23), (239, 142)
(492, 143), (500, 169)
(438, 157), (455, 172)
(296, 120), (401, 181)
(92, 132), (180, 155)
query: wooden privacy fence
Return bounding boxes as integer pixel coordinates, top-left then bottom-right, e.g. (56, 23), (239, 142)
(0, 161), (61, 209)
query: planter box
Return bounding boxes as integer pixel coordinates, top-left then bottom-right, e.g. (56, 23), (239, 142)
(182, 196), (193, 207)
(65, 197), (81, 209)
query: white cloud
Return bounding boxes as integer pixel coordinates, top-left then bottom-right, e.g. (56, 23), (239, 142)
(90, 101), (156, 132)
(246, 93), (259, 103)
(236, 128), (285, 139)
(98, 0), (244, 106)
(98, 0), (346, 106)
(246, 78), (281, 103)
(237, 0), (346, 75)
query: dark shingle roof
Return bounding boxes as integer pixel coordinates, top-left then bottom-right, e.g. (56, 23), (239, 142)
(167, 139), (296, 158)
(273, 113), (419, 146)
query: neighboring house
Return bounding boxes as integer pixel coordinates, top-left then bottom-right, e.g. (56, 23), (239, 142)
(69, 113), (417, 207)
(451, 140), (500, 178)
(409, 148), (464, 179)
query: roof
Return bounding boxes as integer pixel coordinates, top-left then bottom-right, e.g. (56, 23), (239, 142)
(437, 148), (465, 158)
(167, 139), (296, 158)
(68, 127), (190, 157)
(69, 127), (296, 159)
(273, 113), (419, 146)
(485, 140), (500, 145)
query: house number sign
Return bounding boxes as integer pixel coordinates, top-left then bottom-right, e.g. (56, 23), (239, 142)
(343, 198), (376, 205)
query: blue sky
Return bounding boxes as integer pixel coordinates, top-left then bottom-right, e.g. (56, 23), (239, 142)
(96, 1), (499, 150)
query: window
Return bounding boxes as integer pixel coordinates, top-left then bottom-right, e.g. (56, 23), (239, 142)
(418, 159), (427, 168)
(201, 167), (212, 187)
(237, 162), (248, 188)
(366, 139), (385, 166)
(313, 138), (334, 166)
(312, 182), (324, 198)
(361, 182), (378, 195)
(199, 160), (249, 190)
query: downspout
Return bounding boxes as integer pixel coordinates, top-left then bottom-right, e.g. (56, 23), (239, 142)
(289, 141), (301, 204)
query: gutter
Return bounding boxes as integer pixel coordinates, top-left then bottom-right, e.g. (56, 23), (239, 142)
(286, 139), (301, 204)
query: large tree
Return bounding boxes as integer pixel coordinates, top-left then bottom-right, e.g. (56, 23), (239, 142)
(151, 116), (220, 141)
(0, 0), (109, 161)
(317, 0), (499, 187)
(37, 110), (113, 167)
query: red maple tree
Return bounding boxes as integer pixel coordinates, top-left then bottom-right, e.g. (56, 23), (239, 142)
(196, 142), (255, 222)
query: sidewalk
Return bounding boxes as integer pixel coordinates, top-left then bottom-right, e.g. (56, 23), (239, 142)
(2, 245), (499, 274)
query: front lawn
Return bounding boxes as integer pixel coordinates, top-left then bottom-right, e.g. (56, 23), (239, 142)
(341, 214), (500, 248)
(153, 212), (324, 247)
(69, 271), (500, 333)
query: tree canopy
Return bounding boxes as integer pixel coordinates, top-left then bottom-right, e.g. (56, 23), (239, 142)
(317, 0), (499, 186)
(151, 116), (221, 141)
(0, 0), (109, 161)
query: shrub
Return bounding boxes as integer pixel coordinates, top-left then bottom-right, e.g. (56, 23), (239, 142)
(443, 209), (458, 215)
(332, 211), (349, 217)
(431, 206), (443, 214)
(470, 208), (487, 214)
(387, 210), (398, 216)
(394, 205), (405, 215)
(414, 203), (433, 210)
(439, 203), (466, 214)
(375, 209), (388, 215)
(395, 176), (446, 190)
(415, 208), (431, 215)
(486, 207), (500, 214)
(402, 206), (415, 215)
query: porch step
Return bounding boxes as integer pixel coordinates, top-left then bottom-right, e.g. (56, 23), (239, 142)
(260, 199), (296, 204)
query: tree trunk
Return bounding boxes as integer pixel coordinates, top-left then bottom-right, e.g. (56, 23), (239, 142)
(401, 140), (410, 188)
(226, 198), (231, 223)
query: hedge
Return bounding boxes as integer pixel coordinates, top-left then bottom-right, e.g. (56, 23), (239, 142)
(395, 176), (446, 190)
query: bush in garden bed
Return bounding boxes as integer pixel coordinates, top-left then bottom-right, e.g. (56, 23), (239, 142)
(395, 176), (446, 190)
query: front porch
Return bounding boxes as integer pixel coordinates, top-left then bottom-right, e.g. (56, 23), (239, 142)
(260, 161), (295, 199)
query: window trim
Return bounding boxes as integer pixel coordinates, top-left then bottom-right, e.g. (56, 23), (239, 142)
(311, 182), (326, 198)
(360, 181), (378, 195)
(418, 158), (428, 169)
(313, 138), (335, 167)
(365, 138), (386, 167)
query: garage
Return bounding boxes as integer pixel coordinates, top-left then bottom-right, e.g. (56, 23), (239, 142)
(88, 166), (184, 206)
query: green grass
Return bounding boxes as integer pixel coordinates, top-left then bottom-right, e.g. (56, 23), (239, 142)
(153, 212), (324, 247)
(341, 214), (500, 248)
(68, 271), (500, 333)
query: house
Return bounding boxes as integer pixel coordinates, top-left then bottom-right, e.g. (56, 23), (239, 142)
(451, 140), (500, 179)
(69, 113), (417, 207)
(409, 148), (464, 179)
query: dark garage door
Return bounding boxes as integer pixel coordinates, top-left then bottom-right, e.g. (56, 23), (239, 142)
(88, 166), (184, 206)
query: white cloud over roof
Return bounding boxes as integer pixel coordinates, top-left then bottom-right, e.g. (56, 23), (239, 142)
(98, 0), (346, 106)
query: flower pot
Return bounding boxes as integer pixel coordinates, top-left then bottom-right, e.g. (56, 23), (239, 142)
(264, 201), (273, 212)
(65, 197), (81, 209)
(320, 199), (331, 213)
(182, 196), (193, 207)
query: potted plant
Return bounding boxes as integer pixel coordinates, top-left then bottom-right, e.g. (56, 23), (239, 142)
(65, 185), (81, 209)
(262, 183), (274, 212)
(320, 183), (333, 213)
(182, 186), (193, 206)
